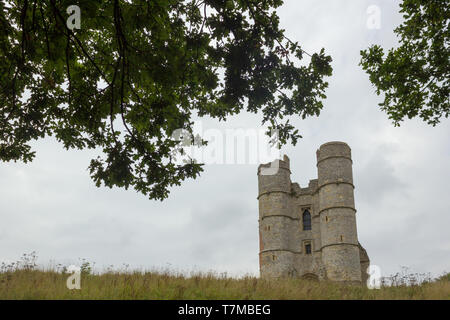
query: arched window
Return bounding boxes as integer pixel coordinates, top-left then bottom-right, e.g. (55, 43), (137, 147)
(302, 209), (311, 231)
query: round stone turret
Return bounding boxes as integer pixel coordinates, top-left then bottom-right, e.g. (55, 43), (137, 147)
(317, 142), (362, 283)
(257, 155), (295, 278)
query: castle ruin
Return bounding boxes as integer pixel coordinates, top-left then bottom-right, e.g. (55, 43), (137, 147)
(257, 141), (369, 283)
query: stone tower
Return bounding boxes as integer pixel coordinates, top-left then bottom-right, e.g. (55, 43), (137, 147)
(257, 141), (369, 283)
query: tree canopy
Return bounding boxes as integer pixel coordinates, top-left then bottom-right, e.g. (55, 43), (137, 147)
(360, 0), (449, 126)
(0, 0), (332, 200)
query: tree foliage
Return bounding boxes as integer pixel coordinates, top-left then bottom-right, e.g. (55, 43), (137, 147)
(0, 0), (332, 200)
(360, 0), (449, 126)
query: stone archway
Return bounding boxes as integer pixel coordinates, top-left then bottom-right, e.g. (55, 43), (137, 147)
(301, 273), (319, 281)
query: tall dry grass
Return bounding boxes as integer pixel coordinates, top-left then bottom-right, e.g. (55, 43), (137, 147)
(0, 253), (449, 300)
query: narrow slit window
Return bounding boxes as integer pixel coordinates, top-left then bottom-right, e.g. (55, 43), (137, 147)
(302, 209), (312, 231)
(305, 243), (312, 254)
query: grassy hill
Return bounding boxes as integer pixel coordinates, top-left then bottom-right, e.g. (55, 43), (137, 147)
(1, 253), (448, 299)
(1, 268), (449, 299)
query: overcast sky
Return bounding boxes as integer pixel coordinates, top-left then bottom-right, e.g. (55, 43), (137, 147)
(1, 0), (449, 279)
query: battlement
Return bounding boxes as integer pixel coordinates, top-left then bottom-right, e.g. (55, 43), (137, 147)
(316, 141), (352, 165)
(257, 155), (290, 175)
(291, 179), (319, 196)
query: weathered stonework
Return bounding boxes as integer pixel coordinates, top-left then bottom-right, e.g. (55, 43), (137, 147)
(257, 141), (369, 283)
